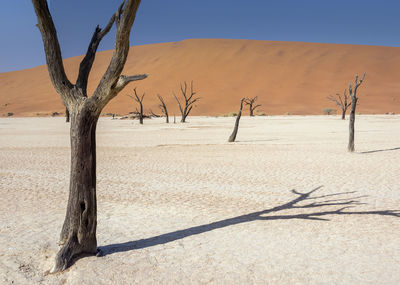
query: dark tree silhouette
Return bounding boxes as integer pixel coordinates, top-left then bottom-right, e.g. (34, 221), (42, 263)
(328, 89), (351, 120)
(245, 96), (261, 116)
(174, 81), (200, 122)
(65, 106), (70, 123)
(32, 0), (147, 272)
(228, 98), (245, 142)
(149, 109), (161, 118)
(127, 88), (145, 124)
(157, 94), (169, 123)
(348, 73), (366, 152)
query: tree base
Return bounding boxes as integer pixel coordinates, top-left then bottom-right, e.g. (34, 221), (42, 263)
(50, 235), (97, 273)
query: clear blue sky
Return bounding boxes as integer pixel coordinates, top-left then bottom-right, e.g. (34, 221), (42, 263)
(1, 0), (400, 72)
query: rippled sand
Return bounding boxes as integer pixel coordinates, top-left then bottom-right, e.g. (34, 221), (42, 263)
(1, 115), (399, 284)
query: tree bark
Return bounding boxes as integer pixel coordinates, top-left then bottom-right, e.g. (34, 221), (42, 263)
(341, 108), (346, 120)
(32, 0), (147, 273)
(139, 103), (143, 124)
(348, 98), (357, 152)
(228, 98), (245, 142)
(54, 107), (99, 272)
(66, 107), (70, 123)
(347, 73), (365, 152)
(249, 106), (254, 117)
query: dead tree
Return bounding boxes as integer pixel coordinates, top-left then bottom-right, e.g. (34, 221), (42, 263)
(328, 89), (351, 120)
(32, 0), (147, 273)
(127, 88), (145, 124)
(65, 106), (70, 123)
(149, 109), (160, 118)
(174, 81), (200, 122)
(157, 94), (169, 123)
(348, 73), (366, 152)
(228, 98), (245, 142)
(245, 96), (261, 116)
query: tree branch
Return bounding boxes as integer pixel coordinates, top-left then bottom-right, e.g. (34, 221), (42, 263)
(253, 104), (261, 110)
(32, 0), (74, 104)
(76, 11), (117, 94)
(327, 95), (342, 108)
(113, 74), (148, 92)
(93, 0), (142, 103)
(174, 93), (184, 116)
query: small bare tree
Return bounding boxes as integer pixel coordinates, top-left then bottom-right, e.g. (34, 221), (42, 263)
(149, 109), (160, 118)
(127, 88), (145, 124)
(33, 0), (147, 272)
(245, 96), (261, 116)
(157, 94), (169, 123)
(174, 81), (200, 122)
(228, 98), (245, 142)
(328, 89), (351, 120)
(348, 73), (366, 152)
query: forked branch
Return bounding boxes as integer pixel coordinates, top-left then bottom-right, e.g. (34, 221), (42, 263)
(126, 88), (145, 124)
(76, 5), (121, 94)
(157, 94), (169, 123)
(93, 0), (142, 104)
(32, 0), (74, 104)
(244, 96), (261, 116)
(327, 89), (351, 119)
(174, 81), (200, 122)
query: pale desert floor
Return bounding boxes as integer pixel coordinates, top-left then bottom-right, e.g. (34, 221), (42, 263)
(0, 115), (400, 284)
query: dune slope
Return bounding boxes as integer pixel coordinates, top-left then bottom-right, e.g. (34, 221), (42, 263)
(1, 39), (400, 116)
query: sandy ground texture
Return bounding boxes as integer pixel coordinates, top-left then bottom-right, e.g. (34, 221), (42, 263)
(0, 115), (400, 284)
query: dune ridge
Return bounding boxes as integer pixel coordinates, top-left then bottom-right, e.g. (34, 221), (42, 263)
(1, 39), (400, 116)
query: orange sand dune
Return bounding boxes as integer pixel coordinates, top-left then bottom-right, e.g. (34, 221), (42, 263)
(1, 39), (400, 117)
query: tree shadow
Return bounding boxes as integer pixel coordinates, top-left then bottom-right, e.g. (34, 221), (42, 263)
(360, 147), (400, 154)
(98, 186), (399, 256)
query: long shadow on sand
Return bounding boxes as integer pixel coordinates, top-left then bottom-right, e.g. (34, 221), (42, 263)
(360, 147), (400, 154)
(98, 186), (399, 256)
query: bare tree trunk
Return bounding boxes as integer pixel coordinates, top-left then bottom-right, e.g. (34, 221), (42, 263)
(348, 99), (357, 152)
(228, 98), (245, 142)
(33, 0), (147, 273)
(55, 108), (99, 272)
(66, 107), (70, 123)
(347, 73), (365, 152)
(341, 108), (346, 120)
(139, 103), (143, 124)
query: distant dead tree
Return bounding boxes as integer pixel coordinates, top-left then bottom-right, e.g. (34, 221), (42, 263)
(348, 73), (366, 152)
(149, 109), (160, 118)
(245, 96), (261, 116)
(228, 98), (245, 142)
(174, 81), (200, 122)
(65, 106), (70, 122)
(322, 108), (336, 115)
(127, 88), (145, 124)
(328, 89), (351, 120)
(32, 0), (147, 272)
(157, 94), (169, 123)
